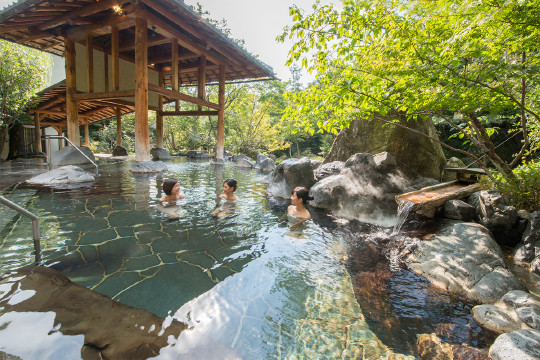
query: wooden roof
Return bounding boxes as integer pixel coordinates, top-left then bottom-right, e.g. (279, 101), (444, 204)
(0, 0), (275, 84)
(0, 0), (275, 126)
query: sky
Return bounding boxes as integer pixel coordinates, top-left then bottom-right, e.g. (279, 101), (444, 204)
(0, 0), (334, 84)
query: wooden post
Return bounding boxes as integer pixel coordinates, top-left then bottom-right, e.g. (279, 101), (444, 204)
(116, 107), (122, 146)
(64, 37), (80, 146)
(198, 55), (206, 111)
(156, 71), (163, 148)
(84, 121), (90, 147)
(86, 34), (94, 93)
(134, 15), (149, 161)
(111, 26), (119, 91)
(104, 51), (109, 92)
(171, 39), (178, 111)
(216, 64), (225, 160)
(56, 126), (63, 149)
(34, 112), (41, 153)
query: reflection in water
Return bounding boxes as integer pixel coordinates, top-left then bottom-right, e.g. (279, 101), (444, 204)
(0, 158), (489, 359)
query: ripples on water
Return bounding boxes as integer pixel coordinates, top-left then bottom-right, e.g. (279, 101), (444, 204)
(0, 158), (494, 359)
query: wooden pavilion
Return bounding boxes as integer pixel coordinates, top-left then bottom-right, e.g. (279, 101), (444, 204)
(0, 0), (274, 161)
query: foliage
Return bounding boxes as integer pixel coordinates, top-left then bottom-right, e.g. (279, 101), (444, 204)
(94, 112), (156, 153)
(494, 160), (540, 211)
(0, 40), (51, 129)
(278, 0), (540, 181)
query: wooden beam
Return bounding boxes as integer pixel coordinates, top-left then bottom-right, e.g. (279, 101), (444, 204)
(147, 83), (219, 110)
(111, 26), (119, 91)
(64, 37), (80, 146)
(38, 0), (119, 31)
(29, 109), (92, 119)
(86, 34), (94, 93)
(65, 12), (134, 41)
(217, 64), (225, 160)
(172, 39), (178, 111)
(148, 51), (197, 65)
(36, 96), (65, 110)
(72, 90), (135, 101)
(161, 111), (218, 116)
(84, 121), (89, 147)
(119, 36), (170, 52)
(134, 15), (150, 161)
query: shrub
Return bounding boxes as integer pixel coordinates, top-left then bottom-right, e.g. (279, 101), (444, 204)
(494, 160), (540, 212)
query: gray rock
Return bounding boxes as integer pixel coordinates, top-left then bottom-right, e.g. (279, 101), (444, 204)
(310, 153), (409, 223)
(516, 306), (540, 330)
(265, 157), (316, 199)
(231, 154), (248, 162)
(489, 329), (540, 360)
(235, 158), (255, 168)
(444, 199), (476, 221)
(26, 165), (94, 184)
(515, 211), (540, 263)
(373, 151), (397, 172)
(314, 161), (344, 181)
(150, 147), (171, 160)
(468, 190), (521, 247)
(186, 150), (211, 159)
(406, 177), (440, 191)
(51, 146), (95, 166)
(323, 116), (446, 180)
(407, 221), (526, 304)
(442, 157), (466, 182)
(112, 146), (128, 156)
(254, 154), (275, 171)
(472, 304), (522, 334)
(502, 290), (540, 309)
(130, 161), (167, 173)
(267, 154), (276, 161)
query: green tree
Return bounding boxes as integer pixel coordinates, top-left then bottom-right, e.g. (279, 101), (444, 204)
(0, 40), (51, 155)
(279, 0), (540, 181)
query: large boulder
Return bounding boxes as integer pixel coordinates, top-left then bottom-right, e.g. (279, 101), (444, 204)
(112, 146), (128, 157)
(186, 150), (212, 159)
(489, 329), (540, 360)
(514, 211), (540, 275)
(265, 157), (317, 199)
(309, 153), (409, 224)
(254, 153), (275, 172)
(467, 190), (524, 247)
(444, 199), (476, 221)
(314, 161), (345, 181)
(324, 116), (446, 180)
(130, 161), (167, 173)
(51, 146), (95, 166)
(150, 147), (171, 161)
(235, 158), (255, 169)
(406, 220), (526, 304)
(26, 165), (94, 185)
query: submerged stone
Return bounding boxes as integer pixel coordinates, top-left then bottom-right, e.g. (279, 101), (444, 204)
(0, 266), (186, 359)
(26, 165), (94, 184)
(130, 161), (167, 173)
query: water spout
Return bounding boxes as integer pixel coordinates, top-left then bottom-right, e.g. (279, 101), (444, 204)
(392, 201), (416, 235)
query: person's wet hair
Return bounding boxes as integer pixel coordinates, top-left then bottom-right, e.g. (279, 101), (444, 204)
(163, 178), (178, 195)
(224, 178), (238, 192)
(293, 186), (314, 204)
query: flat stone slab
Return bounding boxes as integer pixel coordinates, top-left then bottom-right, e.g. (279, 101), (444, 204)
(0, 266), (186, 359)
(472, 304), (522, 334)
(26, 165), (95, 185)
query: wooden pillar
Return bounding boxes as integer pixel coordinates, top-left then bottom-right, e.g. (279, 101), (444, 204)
(111, 26), (119, 91)
(134, 16), (149, 161)
(86, 34), (94, 93)
(64, 37), (80, 146)
(84, 121), (89, 147)
(34, 113), (41, 153)
(116, 107), (122, 146)
(56, 126), (63, 149)
(198, 55), (206, 111)
(216, 64), (225, 160)
(156, 71), (163, 148)
(171, 39), (179, 111)
(104, 51), (109, 92)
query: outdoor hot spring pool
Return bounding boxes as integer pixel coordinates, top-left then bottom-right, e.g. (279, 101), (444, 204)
(0, 158), (493, 359)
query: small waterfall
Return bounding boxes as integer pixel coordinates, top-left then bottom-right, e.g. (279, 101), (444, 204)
(392, 201), (416, 235)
